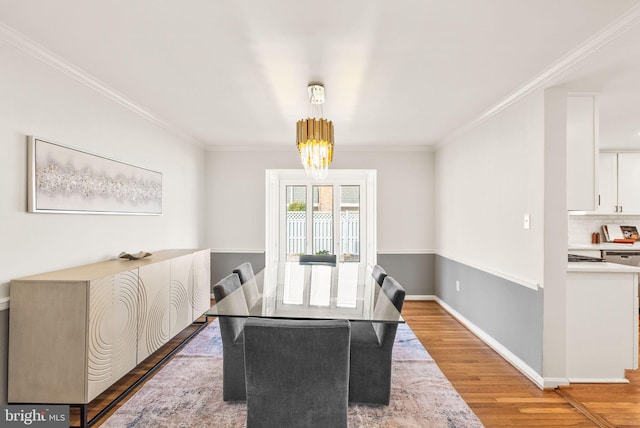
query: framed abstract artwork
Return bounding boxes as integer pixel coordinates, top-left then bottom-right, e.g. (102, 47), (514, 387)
(28, 136), (162, 215)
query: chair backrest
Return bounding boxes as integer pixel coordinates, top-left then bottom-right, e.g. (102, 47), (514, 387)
(244, 317), (351, 428)
(371, 264), (388, 286)
(212, 272), (242, 302)
(212, 273), (247, 342)
(232, 261), (254, 284)
(372, 276), (406, 346)
(299, 254), (337, 265)
(381, 276), (405, 312)
(232, 262), (259, 308)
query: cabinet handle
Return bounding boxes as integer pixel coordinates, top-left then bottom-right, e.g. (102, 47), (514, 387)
(598, 195), (601, 206)
(615, 205), (619, 212)
(620, 205), (623, 213)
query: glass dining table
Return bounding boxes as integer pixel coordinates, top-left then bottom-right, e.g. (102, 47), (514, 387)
(206, 261), (405, 324)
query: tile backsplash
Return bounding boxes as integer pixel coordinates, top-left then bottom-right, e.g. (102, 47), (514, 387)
(569, 215), (640, 244)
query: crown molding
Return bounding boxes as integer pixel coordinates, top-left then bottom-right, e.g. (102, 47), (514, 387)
(435, 3), (640, 150)
(0, 22), (203, 148)
(206, 145), (293, 152)
(206, 143), (434, 152)
(336, 145), (434, 152)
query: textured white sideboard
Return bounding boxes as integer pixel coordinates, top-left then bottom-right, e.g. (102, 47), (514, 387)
(8, 248), (211, 404)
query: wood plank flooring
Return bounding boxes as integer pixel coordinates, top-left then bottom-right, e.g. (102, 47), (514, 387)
(403, 300), (640, 428)
(80, 300), (639, 427)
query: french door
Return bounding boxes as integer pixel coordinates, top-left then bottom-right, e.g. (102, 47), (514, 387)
(265, 170), (376, 267)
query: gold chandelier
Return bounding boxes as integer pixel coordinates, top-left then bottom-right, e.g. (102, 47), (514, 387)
(296, 84), (334, 179)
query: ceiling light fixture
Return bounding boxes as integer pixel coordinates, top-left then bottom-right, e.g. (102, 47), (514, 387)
(296, 84), (334, 179)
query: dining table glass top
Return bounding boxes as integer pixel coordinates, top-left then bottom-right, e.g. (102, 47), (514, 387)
(206, 262), (404, 323)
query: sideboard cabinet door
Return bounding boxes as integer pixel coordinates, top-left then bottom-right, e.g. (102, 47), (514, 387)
(170, 254), (194, 338)
(87, 270), (139, 401)
(8, 281), (88, 403)
(192, 249), (211, 320)
(137, 261), (171, 363)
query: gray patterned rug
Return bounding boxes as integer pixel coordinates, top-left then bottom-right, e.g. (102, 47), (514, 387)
(102, 321), (483, 427)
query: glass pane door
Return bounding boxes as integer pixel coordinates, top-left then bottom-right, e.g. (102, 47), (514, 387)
(279, 177), (366, 264)
(313, 185), (333, 255)
(285, 185), (306, 261)
(269, 169), (374, 268)
(340, 185), (360, 262)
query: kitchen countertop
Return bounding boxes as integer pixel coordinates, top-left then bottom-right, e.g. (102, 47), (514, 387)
(568, 261), (640, 273)
(568, 243), (640, 251)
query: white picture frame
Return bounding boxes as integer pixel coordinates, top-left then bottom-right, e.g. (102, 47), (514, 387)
(28, 136), (162, 215)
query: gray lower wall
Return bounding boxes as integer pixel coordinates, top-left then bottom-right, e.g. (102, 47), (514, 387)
(435, 255), (543, 375)
(377, 253), (435, 296)
(210, 253), (266, 289)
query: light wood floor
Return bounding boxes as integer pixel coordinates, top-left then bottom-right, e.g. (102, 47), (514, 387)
(80, 300), (640, 427)
(404, 300), (640, 428)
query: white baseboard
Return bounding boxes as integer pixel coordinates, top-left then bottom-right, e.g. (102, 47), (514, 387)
(406, 294), (435, 301)
(543, 378), (570, 389)
(568, 377), (629, 384)
(434, 297), (559, 389)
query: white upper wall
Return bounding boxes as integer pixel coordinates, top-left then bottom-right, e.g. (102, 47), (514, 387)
(0, 40), (207, 298)
(205, 149), (434, 253)
(434, 89), (546, 288)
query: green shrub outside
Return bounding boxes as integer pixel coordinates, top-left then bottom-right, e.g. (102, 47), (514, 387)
(288, 201), (306, 211)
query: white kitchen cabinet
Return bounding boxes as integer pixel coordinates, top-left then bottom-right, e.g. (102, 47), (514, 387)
(597, 152), (617, 213)
(566, 269), (639, 382)
(617, 153), (640, 213)
(597, 152), (640, 214)
(8, 249), (210, 405)
(567, 93), (599, 211)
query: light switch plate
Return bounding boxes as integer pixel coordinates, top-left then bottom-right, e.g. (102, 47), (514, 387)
(523, 214), (531, 229)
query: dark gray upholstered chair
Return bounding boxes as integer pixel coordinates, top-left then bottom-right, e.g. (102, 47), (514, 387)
(371, 264), (388, 286)
(232, 261), (254, 284)
(232, 261), (259, 308)
(212, 273), (248, 402)
(243, 318), (351, 428)
(348, 276), (406, 405)
(299, 254), (337, 266)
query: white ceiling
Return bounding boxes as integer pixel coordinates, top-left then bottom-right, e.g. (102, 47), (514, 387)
(1, 0), (639, 150)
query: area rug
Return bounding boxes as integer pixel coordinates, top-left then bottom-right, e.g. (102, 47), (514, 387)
(102, 321), (483, 428)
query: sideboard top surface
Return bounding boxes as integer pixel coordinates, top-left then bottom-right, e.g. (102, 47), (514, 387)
(11, 249), (209, 283)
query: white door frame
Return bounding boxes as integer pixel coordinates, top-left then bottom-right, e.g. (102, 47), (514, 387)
(265, 169), (377, 267)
